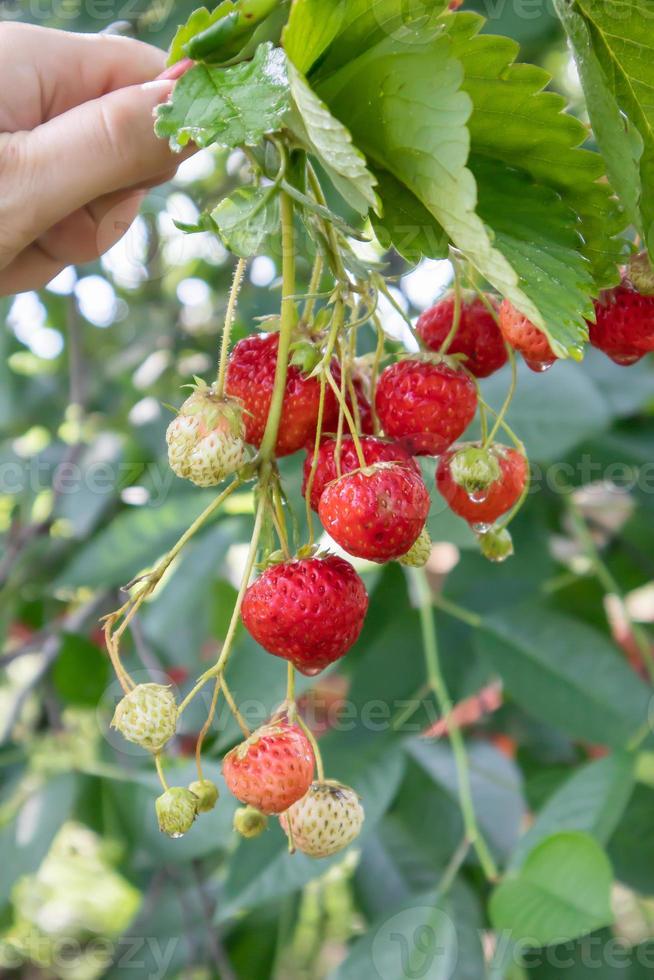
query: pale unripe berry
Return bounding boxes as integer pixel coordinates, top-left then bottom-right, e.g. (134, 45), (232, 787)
(167, 382), (246, 487)
(188, 779), (219, 813)
(479, 526), (514, 563)
(111, 683), (177, 752)
(449, 446), (501, 495)
(280, 780), (364, 858)
(156, 788), (198, 837)
(233, 805), (268, 838)
(398, 527), (432, 567)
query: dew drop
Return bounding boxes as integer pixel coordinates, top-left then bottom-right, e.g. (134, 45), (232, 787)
(610, 351), (642, 366)
(301, 666), (322, 677)
(170, 832), (185, 840)
(472, 522), (492, 534)
(468, 488), (489, 504)
(524, 357), (554, 373)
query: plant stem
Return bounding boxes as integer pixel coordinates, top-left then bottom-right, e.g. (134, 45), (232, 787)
(303, 252), (324, 324)
(326, 369), (366, 467)
(485, 345), (517, 447)
(216, 257), (247, 395)
(566, 497), (654, 685)
(221, 676), (251, 738)
(195, 677), (221, 781)
(305, 375), (327, 546)
(431, 591), (483, 629)
(295, 712), (325, 782)
(410, 568), (499, 881)
(438, 255), (463, 355)
(259, 191), (296, 460)
(154, 753), (169, 791)
(286, 661), (296, 704)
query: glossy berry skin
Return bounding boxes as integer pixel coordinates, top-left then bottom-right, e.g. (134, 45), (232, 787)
(416, 293), (506, 378)
(242, 556), (368, 675)
(589, 283), (654, 365)
(226, 332), (339, 457)
(222, 721), (314, 815)
(437, 445), (527, 525)
(375, 360), (478, 456)
(498, 300), (557, 372)
(318, 464), (430, 563)
(302, 436), (418, 512)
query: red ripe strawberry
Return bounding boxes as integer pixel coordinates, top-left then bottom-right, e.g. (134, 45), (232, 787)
(318, 463), (430, 562)
(302, 435), (418, 512)
(375, 359), (477, 456)
(241, 556), (368, 675)
(498, 300), (557, 372)
(589, 282), (654, 365)
(226, 332), (339, 457)
(436, 444), (527, 526)
(416, 292), (506, 378)
(222, 720), (314, 814)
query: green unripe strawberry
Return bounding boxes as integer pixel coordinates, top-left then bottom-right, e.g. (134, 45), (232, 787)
(166, 381), (246, 487)
(479, 527), (514, 563)
(156, 788), (198, 837)
(111, 683), (177, 752)
(398, 527), (432, 567)
(188, 779), (219, 813)
(233, 805), (268, 839)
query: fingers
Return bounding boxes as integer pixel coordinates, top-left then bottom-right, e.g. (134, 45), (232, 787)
(2, 78), (190, 262)
(0, 22), (167, 127)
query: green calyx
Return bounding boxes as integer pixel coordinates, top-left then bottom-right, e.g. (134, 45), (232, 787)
(627, 251), (654, 296)
(479, 527), (514, 563)
(450, 446), (502, 495)
(234, 806), (268, 838)
(179, 381), (245, 439)
(188, 779), (220, 813)
(155, 788), (198, 837)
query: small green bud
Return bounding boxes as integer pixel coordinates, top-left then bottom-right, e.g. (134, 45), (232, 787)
(479, 527), (514, 563)
(233, 806), (268, 839)
(398, 527), (432, 567)
(188, 779), (219, 813)
(156, 788), (198, 838)
(450, 446), (501, 496)
(111, 684), (177, 753)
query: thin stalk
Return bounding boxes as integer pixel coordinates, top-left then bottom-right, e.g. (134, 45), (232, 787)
(430, 591), (483, 629)
(370, 317), (386, 436)
(326, 369), (366, 468)
(221, 676), (251, 738)
(305, 375), (327, 546)
(438, 258), (463, 356)
(411, 568), (499, 881)
(286, 661), (296, 706)
(303, 252), (324, 324)
(567, 497), (654, 685)
(485, 345), (517, 447)
(216, 257), (247, 395)
(195, 677), (222, 781)
(295, 712), (325, 781)
(154, 753), (169, 792)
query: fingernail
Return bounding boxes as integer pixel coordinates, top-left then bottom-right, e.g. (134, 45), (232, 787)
(142, 78), (176, 94)
(155, 58), (194, 82)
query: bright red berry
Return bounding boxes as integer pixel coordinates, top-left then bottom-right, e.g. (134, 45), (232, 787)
(375, 360), (477, 456)
(498, 300), (557, 372)
(226, 332), (339, 457)
(589, 282), (654, 365)
(241, 556), (368, 676)
(222, 720), (314, 814)
(436, 444), (527, 526)
(302, 435), (418, 512)
(318, 463), (430, 562)
(416, 292), (506, 378)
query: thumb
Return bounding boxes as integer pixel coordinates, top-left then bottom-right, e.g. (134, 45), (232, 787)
(13, 78), (183, 250)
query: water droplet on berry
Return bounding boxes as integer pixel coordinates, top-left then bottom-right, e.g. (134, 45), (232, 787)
(472, 522), (492, 534)
(302, 666), (322, 677)
(468, 488), (489, 504)
(170, 832), (185, 840)
(524, 357), (554, 373)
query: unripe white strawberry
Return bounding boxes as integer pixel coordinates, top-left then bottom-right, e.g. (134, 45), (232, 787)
(398, 527), (432, 567)
(111, 683), (177, 752)
(233, 805), (268, 838)
(279, 780), (364, 858)
(167, 381), (246, 487)
(156, 787), (198, 837)
(188, 778), (219, 813)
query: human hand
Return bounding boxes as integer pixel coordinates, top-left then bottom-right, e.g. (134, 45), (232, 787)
(0, 22), (188, 296)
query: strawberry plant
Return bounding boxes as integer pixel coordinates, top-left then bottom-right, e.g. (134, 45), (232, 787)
(5, 2), (654, 978)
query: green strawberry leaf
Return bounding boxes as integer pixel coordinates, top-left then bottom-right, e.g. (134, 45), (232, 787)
(286, 63), (379, 215)
(554, 0), (643, 235)
(282, 0), (347, 74)
(490, 832), (614, 947)
(155, 42), (290, 151)
(508, 752), (636, 871)
(446, 12), (628, 293)
(371, 169), (449, 262)
(574, 0), (654, 254)
(211, 185), (280, 257)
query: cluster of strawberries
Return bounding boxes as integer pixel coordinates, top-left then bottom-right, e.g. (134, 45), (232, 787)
(115, 259), (654, 852)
